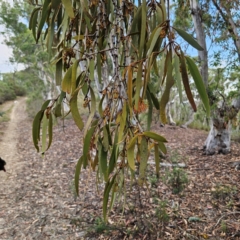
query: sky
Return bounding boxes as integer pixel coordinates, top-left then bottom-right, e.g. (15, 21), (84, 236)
(0, 25), (25, 74)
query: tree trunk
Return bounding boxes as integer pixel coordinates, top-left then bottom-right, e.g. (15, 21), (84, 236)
(204, 119), (231, 155)
(190, 0), (208, 86)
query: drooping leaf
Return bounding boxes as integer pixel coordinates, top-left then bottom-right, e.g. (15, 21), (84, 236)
(62, 0), (75, 18)
(159, 49), (175, 123)
(82, 120), (98, 168)
(62, 65), (73, 94)
(173, 54), (183, 103)
(46, 112), (53, 151)
(103, 175), (116, 221)
(147, 27), (162, 57)
(142, 131), (167, 142)
(32, 110), (44, 152)
(108, 131), (119, 175)
(179, 51), (197, 112)
(83, 86), (96, 137)
(138, 136), (148, 185)
(158, 142), (167, 154)
(127, 134), (138, 171)
(98, 140), (108, 182)
(127, 66), (133, 107)
(173, 27), (204, 51)
(75, 156), (84, 196)
(41, 112), (48, 153)
(154, 144), (160, 178)
(139, 0), (146, 58)
(185, 56), (210, 116)
(70, 88), (84, 130)
(71, 59), (80, 93)
(37, 0), (51, 42)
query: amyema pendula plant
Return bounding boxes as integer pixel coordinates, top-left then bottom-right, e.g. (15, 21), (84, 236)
(30, 0), (210, 220)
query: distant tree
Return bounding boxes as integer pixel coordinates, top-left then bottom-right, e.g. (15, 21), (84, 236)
(29, 0), (209, 220)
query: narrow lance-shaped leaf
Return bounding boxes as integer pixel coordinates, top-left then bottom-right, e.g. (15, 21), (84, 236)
(179, 51), (197, 112)
(82, 120), (98, 168)
(159, 49), (175, 123)
(62, 0), (75, 18)
(41, 112), (48, 153)
(154, 144), (160, 178)
(138, 136), (148, 185)
(185, 56), (210, 117)
(46, 113), (53, 151)
(83, 86), (96, 137)
(99, 141), (108, 182)
(75, 156), (84, 196)
(71, 59), (80, 93)
(62, 65), (73, 94)
(139, 0), (146, 58)
(142, 131), (167, 142)
(173, 54), (183, 103)
(127, 66), (133, 107)
(147, 26), (162, 57)
(127, 134), (138, 171)
(103, 175), (116, 221)
(173, 27), (204, 51)
(37, 0), (51, 42)
(32, 110), (44, 152)
(70, 88), (84, 130)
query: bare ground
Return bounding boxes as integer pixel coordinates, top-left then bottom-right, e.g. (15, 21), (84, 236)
(0, 98), (240, 240)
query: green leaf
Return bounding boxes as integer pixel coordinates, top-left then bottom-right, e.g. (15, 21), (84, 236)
(158, 142), (167, 154)
(71, 59), (80, 93)
(138, 137), (148, 185)
(102, 126), (109, 151)
(46, 113), (53, 151)
(154, 144), (160, 178)
(173, 54), (183, 103)
(41, 100), (51, 110)
(134, 62), (143, 108)
(127, 66), (133, 108)
(82, 120), (98, 168)
(146, 91), (153, 131)
(173, 27), (204, 51)
(56, 58), (62, 86)
(179, 51), (197, 112)
(98, 141), (108, 182)
(139, 0), (146, 58)
(127, 135), (138, 171)
(147, 27), (162, 57)
(142, 131), (167, 142)
(185, 56), (210, 117)
(29, 7), (41, 41)
(32, 110), (44, 152)
(37, 0), (51, 42)
(103, 175), (116, 221)
(62, 0), (75, 18)
(62, 65), (72, 94)
(70, 88), (84, 130)
(41, 112), (48, 153)
(83, 86), (96, 137)
(108, 132), (119, 175)
(75, 156), (84, 196)
(118, 102), (127, 143)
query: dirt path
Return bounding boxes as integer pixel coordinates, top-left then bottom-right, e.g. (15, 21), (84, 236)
(0, 97), (27, 234)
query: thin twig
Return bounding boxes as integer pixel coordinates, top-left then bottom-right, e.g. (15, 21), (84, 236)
(214, 211), (240, 228)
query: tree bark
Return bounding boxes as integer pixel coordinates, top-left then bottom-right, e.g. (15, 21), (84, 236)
(190, 0), (208, 86)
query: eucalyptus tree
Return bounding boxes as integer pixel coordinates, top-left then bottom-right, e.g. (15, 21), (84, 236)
(30, 0), (209, 220)
(0, 1), (54, 100)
